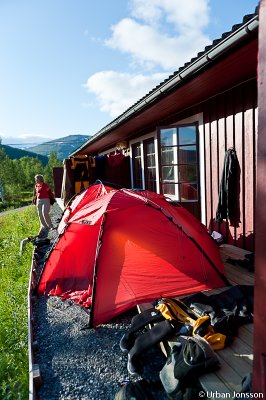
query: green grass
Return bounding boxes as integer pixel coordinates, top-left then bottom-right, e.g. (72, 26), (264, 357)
(0, 207), (40, 400)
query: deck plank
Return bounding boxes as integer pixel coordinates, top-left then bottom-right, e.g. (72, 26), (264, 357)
(224, 264), (254, 285)
(237, 325), (254, 346)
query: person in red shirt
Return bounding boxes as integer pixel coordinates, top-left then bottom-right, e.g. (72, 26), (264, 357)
(34, 174), (54, 236)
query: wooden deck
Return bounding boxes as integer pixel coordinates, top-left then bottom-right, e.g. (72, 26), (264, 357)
(138, 244), (254, 398)
(199, 244), (254, 398)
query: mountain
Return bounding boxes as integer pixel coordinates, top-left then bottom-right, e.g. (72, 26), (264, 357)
(27, 134), (90, 160)
(2, 145), (48, 165)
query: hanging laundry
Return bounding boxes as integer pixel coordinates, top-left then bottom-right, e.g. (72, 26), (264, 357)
(71, 156), (90, 194)
(61, 158), (75, 205)
(216, 148), (240, 224)
(105, 153), (131, 187)
(95, 155), (107, 181)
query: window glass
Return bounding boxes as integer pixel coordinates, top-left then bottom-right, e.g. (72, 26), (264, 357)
(147, 153), (155, 167)
(162, 183), (176, 196)
(161, 147), (174, 165)
(179, 165), (197, 183)
(146, 167), (156, 192)
(179, 146), (197, 164)
(179, 126), (196, 145)
(160, 129), (175, 146)
(146, 141), (154, 154)
(162, 166), (174, 181)
(134, 145), (141, 157)
(180, 184), (198, 201)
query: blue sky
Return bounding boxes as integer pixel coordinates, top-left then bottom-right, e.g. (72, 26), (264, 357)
(0, 0), (259, 146)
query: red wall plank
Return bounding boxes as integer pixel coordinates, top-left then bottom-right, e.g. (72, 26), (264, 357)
(243, 80), (256, 250)
(234, 85), (244, 248)
(204, 103), (213, 232)
(210, 98), (219, 234)
(217, 94), (227, 240)
(224, 90), (236, 245)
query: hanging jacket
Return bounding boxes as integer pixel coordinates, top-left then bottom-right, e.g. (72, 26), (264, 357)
(216, 148), (239, 223)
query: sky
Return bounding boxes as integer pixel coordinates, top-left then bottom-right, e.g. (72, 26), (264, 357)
(0, 0), (259, 146)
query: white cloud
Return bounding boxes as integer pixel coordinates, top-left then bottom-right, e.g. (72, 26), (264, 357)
(0, 133), (50, 145)
(105, 17), (210, 70)
(130, 0), (210, 33)
(105, 0), (211, 70)
(84, 70), (170, 118)
(85, 0), (212, 119)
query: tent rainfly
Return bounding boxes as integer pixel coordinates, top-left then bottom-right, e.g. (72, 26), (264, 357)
(37, 183), (228, 327)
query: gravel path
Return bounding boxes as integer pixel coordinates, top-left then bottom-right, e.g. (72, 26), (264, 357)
(32, 203), (167, 400)
(0, 204), (31, 216)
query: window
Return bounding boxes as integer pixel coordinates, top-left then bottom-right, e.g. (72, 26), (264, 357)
(143, 139), (156, 192)
(159, 125), (199, 201)
(132, 143), (143, 189)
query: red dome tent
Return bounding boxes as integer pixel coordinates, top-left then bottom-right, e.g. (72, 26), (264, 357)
(37, 183), (228, 327)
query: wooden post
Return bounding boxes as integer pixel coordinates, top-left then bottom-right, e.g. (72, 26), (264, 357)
(253, 0), (266, 394)
(32, 364), (42, 389)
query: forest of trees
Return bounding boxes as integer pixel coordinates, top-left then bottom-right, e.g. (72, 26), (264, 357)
(0, 141), (62, 209)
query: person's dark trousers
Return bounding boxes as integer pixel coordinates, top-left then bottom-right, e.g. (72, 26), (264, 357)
(120, 308), (165, 353)
(127, 320), (176, 375)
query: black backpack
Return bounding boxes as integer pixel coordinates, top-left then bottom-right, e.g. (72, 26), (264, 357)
(115, 380), (156, 400)
(159, 336), (219, 399)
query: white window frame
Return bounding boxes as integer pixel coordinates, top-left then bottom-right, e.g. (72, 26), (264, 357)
(161, 113), (206, 225)
(160, 127), (181, 200)
(130, 133), (159, 192)
(128, 113), (206, 225)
